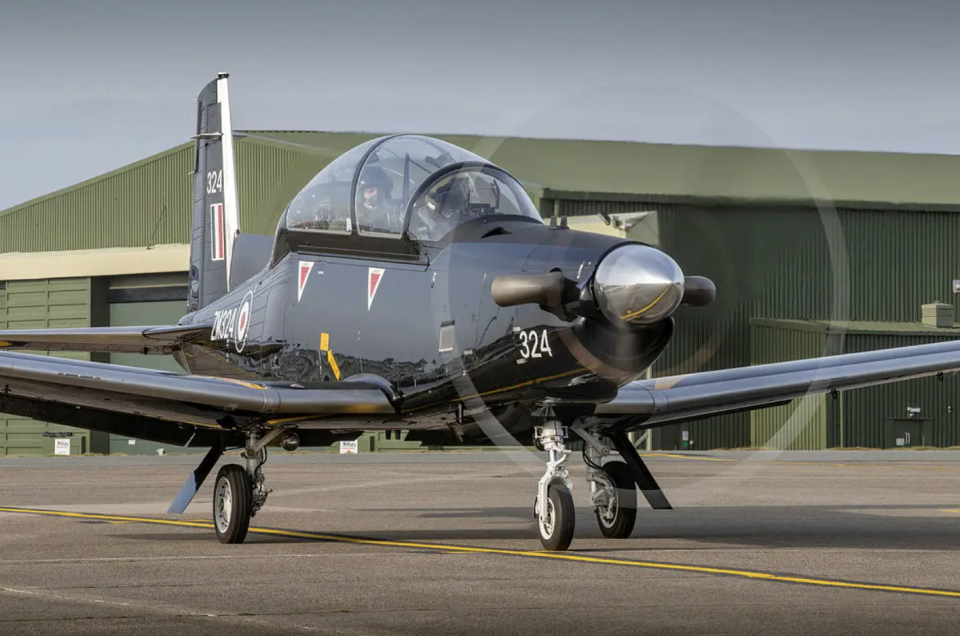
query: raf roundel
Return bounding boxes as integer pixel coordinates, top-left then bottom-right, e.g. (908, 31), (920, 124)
(235, 291), (253, 352)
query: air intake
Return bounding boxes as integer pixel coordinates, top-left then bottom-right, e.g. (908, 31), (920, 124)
(921, 302), (954, 328)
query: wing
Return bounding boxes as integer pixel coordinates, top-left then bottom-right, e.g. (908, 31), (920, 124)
(593, 339), (960, 427)
(0, 349), (397, 447)
(0, 325), (211, 354)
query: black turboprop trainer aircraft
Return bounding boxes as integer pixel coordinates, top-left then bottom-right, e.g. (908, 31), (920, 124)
(3, 73), (960, 551)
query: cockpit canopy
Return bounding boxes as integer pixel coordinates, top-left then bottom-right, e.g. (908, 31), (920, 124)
(280, 135), (542, 245)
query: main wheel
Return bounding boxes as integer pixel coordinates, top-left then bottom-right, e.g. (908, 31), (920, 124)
(538, 479), (575, 551)
(595, 460), (637, 539)
(213, 464), (252, 544)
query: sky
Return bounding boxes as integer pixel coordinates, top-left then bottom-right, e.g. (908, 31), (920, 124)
(1, 0), (958, 210)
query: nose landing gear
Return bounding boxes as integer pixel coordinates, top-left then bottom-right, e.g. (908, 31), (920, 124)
(533, 419), (576, 551)
(531, 411), (672, 551)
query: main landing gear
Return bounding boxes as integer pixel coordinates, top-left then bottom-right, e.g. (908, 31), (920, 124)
(213, 430), (272, 543)
(168, 427), (289, 545)
(532, 414), (672, 551)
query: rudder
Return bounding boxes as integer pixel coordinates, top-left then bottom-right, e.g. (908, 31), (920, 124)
(188, 72), (241, 313)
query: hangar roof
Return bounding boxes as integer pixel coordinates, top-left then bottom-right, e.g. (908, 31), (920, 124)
(2, 131), (960, 255)
(243, 131), (960, 209)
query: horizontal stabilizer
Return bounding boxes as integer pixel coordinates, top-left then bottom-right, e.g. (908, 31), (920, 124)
(0, 325), (211, 354)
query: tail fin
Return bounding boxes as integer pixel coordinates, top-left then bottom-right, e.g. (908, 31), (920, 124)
(187, 72), (241, 313)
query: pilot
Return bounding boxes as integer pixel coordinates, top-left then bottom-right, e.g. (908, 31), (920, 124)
(414, 176), (472, 240)
(356, 166), (399, 232)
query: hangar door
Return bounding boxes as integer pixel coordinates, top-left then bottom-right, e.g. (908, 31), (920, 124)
(107, 274), (201, 455)
(0, 279), (94, 456)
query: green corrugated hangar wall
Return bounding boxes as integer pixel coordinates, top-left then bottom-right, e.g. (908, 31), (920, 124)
(0, 279), (97, 456)
(552, 200), (960, 450)
(750, 319), (960, 450)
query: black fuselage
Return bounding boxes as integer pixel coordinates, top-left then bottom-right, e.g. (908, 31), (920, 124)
(175, 217), (675, 425)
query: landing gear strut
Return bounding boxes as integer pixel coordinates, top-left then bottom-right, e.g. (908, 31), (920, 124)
(167, 427), (287, 545)
(576, 428), (637, 538)
(533, 418), (575, 551)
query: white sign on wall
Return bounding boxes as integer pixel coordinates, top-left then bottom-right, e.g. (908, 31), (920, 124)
(54, 439), (71, 456)
(340, 440), (358, 454)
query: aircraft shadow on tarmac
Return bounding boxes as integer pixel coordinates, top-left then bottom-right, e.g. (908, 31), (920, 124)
(103, 503), (960, 552)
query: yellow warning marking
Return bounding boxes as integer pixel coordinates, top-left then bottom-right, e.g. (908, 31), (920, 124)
(621, 287), (670, 321)
(320, 332), (329, 352)
(941, 509), (960, 514)
(652, 374), (690, 389)
(0, 341), (11, 347)
(3, 507), (960, 600)
(265, 415), (317, 426)
(217, 378), (267, 390)
(326, 350), (341, 381)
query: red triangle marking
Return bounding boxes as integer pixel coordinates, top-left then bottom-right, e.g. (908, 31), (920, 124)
(298, 261), (313, 301)
(368, 268), (384, 310)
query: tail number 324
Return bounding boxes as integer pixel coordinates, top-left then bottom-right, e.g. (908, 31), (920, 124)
(517, 328), (553, 361)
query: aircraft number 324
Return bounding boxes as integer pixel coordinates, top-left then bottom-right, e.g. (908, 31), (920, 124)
(206, 170), (223, 195)
(518, 328), (553, 359)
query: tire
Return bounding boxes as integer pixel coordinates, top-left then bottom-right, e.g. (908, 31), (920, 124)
(213, 464), (252, 544)
(538, 479), (575, 551)
(595, 460), (637, 539)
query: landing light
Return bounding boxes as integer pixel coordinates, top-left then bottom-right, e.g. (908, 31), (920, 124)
(281, 432), (300, 452)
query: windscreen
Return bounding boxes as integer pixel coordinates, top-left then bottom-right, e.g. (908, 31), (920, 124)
(407, 166), (542, 242)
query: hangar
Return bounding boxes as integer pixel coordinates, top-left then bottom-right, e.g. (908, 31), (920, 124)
(2, 131), (960, 455)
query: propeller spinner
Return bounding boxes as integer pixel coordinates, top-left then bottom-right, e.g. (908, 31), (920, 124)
(491, 243), (715, 323)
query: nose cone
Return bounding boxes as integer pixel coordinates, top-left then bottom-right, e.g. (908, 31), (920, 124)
(593, 244), (685, 325)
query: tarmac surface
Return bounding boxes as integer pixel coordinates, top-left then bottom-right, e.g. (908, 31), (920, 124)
(1, 449), (959, 635)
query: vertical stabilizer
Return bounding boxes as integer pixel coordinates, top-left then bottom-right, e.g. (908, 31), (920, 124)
(188, 72), (241, 313)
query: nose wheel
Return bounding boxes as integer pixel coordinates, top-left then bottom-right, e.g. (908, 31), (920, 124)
(536, 479), (575, 551)
(533, 418), (576, 551)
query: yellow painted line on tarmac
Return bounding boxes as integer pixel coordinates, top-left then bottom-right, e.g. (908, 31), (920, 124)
(642, 453), (733, 462)
(940, 509), (960, 514)
(2, 507), (960, 600)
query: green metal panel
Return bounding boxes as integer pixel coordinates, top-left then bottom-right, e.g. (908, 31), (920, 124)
(0, 146), (194, 254)
(838, 209), (960, 322)
(0, 279), (92, 456)
(749, 320), (831, 450)
(650, 206), (828, 449)
(107, 299), (200, 456)
(234, 139), (333, 235)
(841, 330), (960, 448)
(645, 205), (960, 449)
(742, 319), (960, 449)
